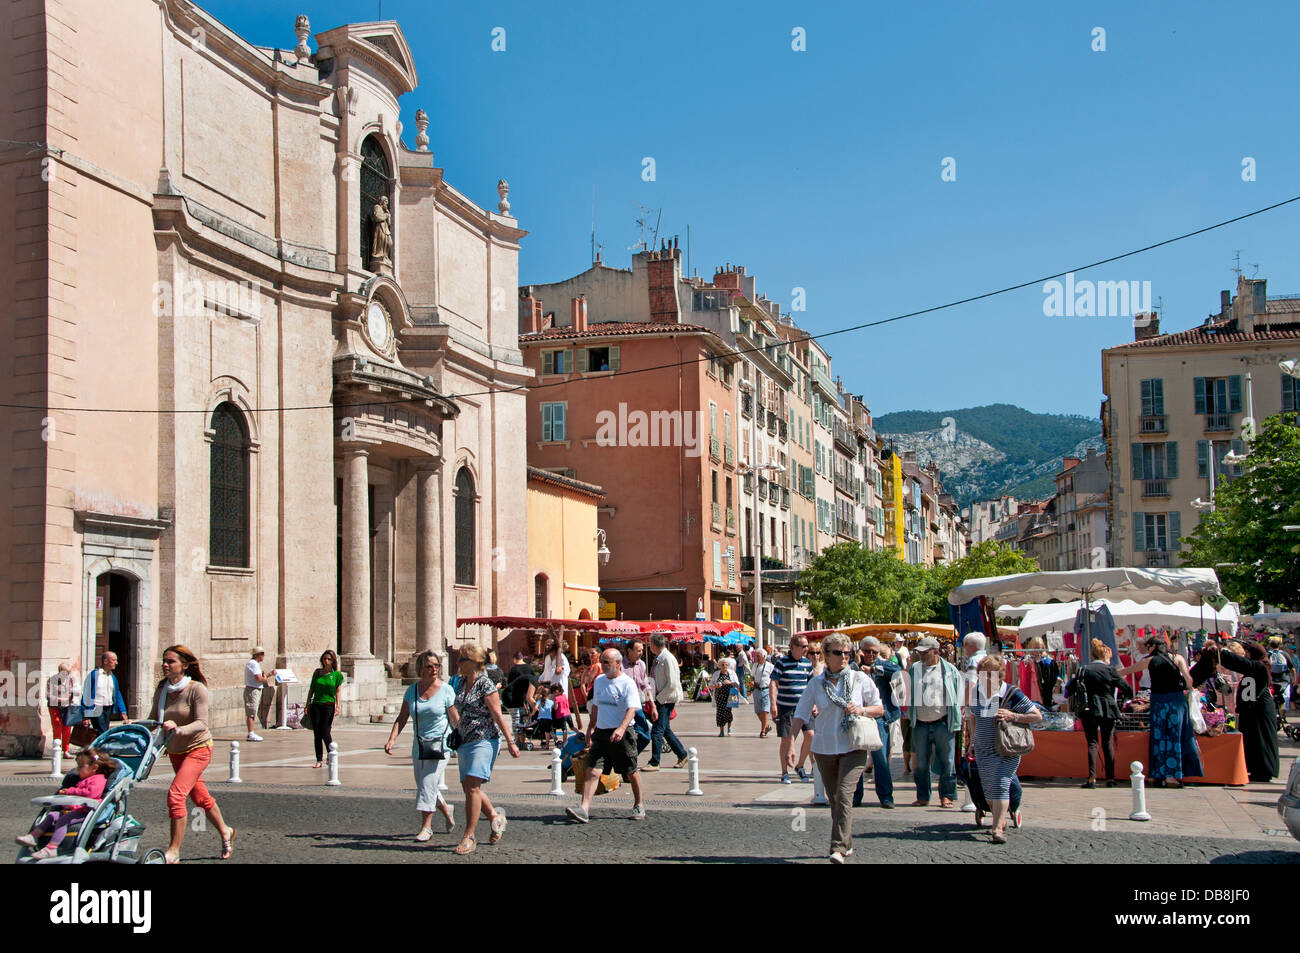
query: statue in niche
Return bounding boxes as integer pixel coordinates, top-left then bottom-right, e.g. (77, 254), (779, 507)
(370, 196), (393, 274)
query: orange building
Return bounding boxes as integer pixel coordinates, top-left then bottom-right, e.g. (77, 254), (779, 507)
(518, 272), (743, 622)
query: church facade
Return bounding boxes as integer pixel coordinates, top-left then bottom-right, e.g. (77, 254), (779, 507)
(0, 0), (529, 753)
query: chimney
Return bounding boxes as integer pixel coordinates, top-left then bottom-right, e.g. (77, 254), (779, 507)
(1220, 289), (1231, 316)
(1133, 311), (1159, 342)
(519, 287), (543, 334)
(570, 295), (588, 332)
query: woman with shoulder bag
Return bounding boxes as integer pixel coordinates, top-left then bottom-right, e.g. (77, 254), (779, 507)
(305, 650), (344, 769)
(1077, 638), (1133, 788)
(385, 650), (458, 841)
(966, 654), (1042, 844)
(789, 633), (884, 864)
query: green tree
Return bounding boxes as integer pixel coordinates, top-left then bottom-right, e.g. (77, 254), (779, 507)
(802, 544), (936, 626)
(934, 540), (1041, 595)
(1182, 413), (1300, 610)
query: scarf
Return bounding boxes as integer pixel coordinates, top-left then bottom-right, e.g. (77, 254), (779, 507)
(822, 668), (857, 733)
(157, 676), (191, 723)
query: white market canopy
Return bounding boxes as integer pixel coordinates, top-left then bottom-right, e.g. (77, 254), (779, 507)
(948, 567), (1223, 607)
(1015, 599), (1239, 641)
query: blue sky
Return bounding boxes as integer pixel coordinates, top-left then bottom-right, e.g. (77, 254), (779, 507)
(205, 0), (1300, 418)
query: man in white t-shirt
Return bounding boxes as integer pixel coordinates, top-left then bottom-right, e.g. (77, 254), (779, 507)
(566, 649), (645, 823)
(244, 647), (273, 741)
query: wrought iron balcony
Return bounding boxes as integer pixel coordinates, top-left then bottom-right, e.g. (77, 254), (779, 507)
(1204, 413), (1232, 432)
(766, 411), (778, 435)
(1141, 479), (1170, 498)
(743, 474), (754, 494)
(780, 487), (791, 509)
(726, 509), (736, 532)
(1139, 415), (1167, 434)
(709, 436), (720, 462)
(724, 444), (735, 467)
(778, 419), (788, 441)
(711, 502), (722, 528)
(836, 517), (858, 541)
(833, 422), (856, 453)
(741, 392), (753, 418)
(1145, 550), (1172, 568)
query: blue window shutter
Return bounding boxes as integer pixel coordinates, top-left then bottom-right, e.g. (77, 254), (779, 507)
(1194, 377), (1206, 414)
(1165, 441), (1178, 479)
(1131, 443), (1144, 480)
(1229, 375), (1242, 413)
(1197, 440), (1208, 478)
(1134, 513), (1146, 553)
(542, 403), (553, 442)
(1169, 511), (1182, 551)
(555, 404), (566, 441)
(1153, 379), (1164, 415)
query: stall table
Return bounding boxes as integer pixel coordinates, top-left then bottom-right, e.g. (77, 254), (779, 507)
(1017, 731), (1248, 785)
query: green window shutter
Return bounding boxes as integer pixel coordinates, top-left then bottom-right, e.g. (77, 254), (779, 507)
(1165, 441), (1178, 479)
(1229, 375), (1242, 413)
(1131, 442), (1144, 480)
(1153, 379), (1164, 415)
(608, 346), (620, 372)
(542, 403), (553, 442)
(575, 348), (589, 373)
(1194, 377), (1206, 414)
(1169, 511), (1182, 552)
(555, 404), (566, 441)
(1197, 440), (1209, 478)
(1134, 513), (1146, 553)
(1230, 438), (1244, 455)
(543, 351), (554, 375)
(1140, 379), (1152, 416)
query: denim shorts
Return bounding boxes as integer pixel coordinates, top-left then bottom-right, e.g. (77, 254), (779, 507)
(753, 691), (771, 714)
(457, 737), (501, 783)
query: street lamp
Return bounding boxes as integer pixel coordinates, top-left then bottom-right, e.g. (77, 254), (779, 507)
(1279, 358), (1300, 379)
(595, 528), (611, 566)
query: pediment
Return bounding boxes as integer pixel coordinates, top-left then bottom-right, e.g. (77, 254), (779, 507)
(315, 21), (418, 96)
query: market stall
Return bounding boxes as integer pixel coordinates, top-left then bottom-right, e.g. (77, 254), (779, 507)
(948, 567), (1249, 785)
(455, 615), (642, 660)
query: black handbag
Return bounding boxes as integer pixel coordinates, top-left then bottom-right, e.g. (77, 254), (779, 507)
(411, 687), (445, 761)
(447, 727), (462, 751)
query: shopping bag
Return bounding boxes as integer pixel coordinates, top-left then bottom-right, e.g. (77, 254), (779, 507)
(571, 750), (620, 796)
(726, 685), (741, 709)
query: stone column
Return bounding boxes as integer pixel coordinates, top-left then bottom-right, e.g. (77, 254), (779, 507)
(415, 461), (442, 655)
(341, 448), (372, 658)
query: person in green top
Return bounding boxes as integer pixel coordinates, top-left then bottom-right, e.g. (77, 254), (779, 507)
(306, 650), (345, 768)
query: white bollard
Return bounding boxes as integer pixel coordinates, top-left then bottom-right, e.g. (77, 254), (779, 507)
(960, 785), (976, 813)
(227, 741), (243, 783)
(326, 741), (341, 786)
(47, 740), (63, 779)
(549, 748), (564, 796)
(685, 746), (704, 796)
(1129, 760), (1151, 821)
(811, 764), (828, 806)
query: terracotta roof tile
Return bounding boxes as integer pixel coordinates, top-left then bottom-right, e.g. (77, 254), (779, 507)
(521, 321), (716, 342)
(1111, 316), (1300, 349)
(526, 466), (606, 500)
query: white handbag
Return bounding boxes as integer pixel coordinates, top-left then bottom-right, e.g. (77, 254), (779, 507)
(841, 672), (883, 753)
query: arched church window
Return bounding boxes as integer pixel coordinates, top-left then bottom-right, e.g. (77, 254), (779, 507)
(210, 403), (250, 567)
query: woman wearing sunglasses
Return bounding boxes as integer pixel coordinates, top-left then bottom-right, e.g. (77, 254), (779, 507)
(789, 633), (884, 864)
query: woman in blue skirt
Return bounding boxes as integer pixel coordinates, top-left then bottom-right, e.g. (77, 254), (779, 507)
(1120, 633), (1201, 787)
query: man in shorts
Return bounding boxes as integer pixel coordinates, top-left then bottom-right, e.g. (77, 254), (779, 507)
(770, 635), (814, 783)
(566, 649), (645, 823)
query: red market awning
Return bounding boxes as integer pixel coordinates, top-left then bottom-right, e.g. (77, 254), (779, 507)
(633, 620), (743, 643)
(455, 616), (642, 634)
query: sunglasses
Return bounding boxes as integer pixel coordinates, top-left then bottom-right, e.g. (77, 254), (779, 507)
(826, 650), (849, 658)
(807, 651), (823, 656)
(862, 650), (879, 656)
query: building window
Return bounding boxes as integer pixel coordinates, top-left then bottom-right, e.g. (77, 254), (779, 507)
(1140, 378), (1164, 416)
(542, 349), (571, 375)
(1193, 376), (1242, 415)
(1130, 442), (1178, 480)
(1134, 511), (1181, 552)
(360, 135), (391, 270)
(209, 403), (250, 568)
(534, 574), (548, 618)
(542, 402), (566, 442)
(455, 468), (476, 586)
(1284, 374), (1300, 413)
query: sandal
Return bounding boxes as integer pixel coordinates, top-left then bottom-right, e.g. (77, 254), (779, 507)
(454, 836), (477, 855)
(164, 851), (181, 865)
(489, 812), (507, 844)
(220, 828), (236, 860)
(974, 808), (984, 827)
(991, 830), (1007, 844)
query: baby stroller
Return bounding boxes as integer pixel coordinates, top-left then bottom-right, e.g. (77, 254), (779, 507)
(16, 721), (169, 865)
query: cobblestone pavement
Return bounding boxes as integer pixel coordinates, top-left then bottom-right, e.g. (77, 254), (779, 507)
(6, 784), (1297, 864)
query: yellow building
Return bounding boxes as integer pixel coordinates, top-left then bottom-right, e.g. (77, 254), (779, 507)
(526, 468), (606, 622)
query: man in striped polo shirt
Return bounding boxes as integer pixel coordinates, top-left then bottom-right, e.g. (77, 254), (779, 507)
(770, 635), (815, 784)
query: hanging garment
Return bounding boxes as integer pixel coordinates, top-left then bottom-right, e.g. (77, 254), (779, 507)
(1074, 604), (1119, 666)
(1036, 656), (1059, 703)
(1020, 658), (1042, 702)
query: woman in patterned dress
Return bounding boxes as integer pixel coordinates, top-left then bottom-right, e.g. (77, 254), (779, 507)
(966, 654), (1042, 844)
(449, 644), (519, 855)
(711, 657), (739, 736)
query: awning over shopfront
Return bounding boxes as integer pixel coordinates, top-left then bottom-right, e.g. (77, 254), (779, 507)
(948, 568), (1223, 608)
(456, 616), (642, 634)
(1015, 599), (1239, 641)
(800, 622), (1018, 643)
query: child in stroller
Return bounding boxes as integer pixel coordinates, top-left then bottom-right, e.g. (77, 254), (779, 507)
(16, 748), (118, 859)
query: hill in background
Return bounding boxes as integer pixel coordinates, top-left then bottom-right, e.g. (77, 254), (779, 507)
(875, 404), (1104, 507)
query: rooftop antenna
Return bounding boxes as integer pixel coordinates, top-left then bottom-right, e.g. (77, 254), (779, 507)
(650, 208), (662, 251)
(1250, 262), (1260, 277)
(590, 185), (603, 264)
(630, 205), (653, 252)
(1231, 250), (1243, 277)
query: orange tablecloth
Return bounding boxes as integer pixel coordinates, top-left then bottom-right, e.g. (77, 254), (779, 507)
(1017, 731), (1248, 785)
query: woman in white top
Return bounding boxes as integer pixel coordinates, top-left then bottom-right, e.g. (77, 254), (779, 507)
(752, 648), (775, 737)
(791, 633), (884, 864)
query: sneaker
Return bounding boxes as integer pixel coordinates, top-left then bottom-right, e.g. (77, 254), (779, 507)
(781, 773), (792, 784)
(642, 763), (660, 772)
(671, 755), (689, 769)
(881, 801), (895, 809)
(565, 806), (589, 824)
(15, 833), (37, 848)
(29, 845), (56, 860)
(630, 804), (646, 821)
(797, 766), (810, 782)
(829, 850), (845, 865)
(414, 829), (432, 842)
(246, 732), (263, 742)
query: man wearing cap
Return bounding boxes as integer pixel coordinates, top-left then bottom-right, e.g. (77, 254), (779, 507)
(853, 636), (902, 809)
(905, 637), (963, 807)
(244, 647), (274, 741)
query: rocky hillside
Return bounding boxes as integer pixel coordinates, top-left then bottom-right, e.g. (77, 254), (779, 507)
(875, 404), (1104, 506)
